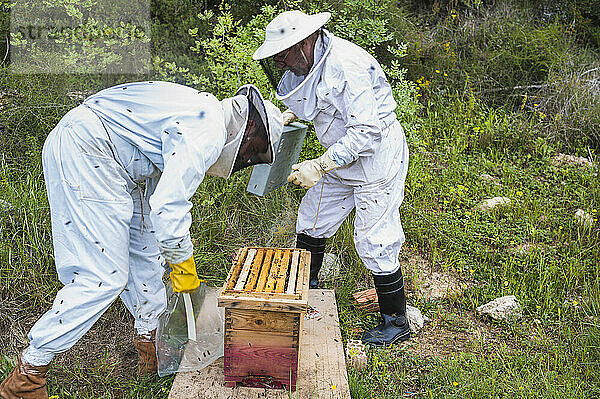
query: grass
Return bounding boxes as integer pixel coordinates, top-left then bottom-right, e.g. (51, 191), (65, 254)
(1, 86), (599, 399)
(1, 1), (600, 398)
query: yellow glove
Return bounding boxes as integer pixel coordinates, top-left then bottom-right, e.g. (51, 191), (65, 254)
(282, 109), (297, 125)
(287, 152), (338, 189)
(169, 256), (201, 293)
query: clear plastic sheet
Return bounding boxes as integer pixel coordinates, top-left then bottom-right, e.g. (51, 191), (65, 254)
(156, 283), (224, 377)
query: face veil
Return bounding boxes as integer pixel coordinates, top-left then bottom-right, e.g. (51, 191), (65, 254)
(206, 84), (282, 180)
(231, 99), (270, 174)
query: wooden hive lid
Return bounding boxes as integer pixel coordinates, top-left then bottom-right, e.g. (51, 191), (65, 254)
(217, 247), (311, 313)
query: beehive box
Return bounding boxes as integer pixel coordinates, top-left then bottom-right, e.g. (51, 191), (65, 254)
(217, 247), (311, 391)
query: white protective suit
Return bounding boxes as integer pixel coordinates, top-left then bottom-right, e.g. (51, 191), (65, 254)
(23, 82), (227, 366)
(276, 30), (409, 275)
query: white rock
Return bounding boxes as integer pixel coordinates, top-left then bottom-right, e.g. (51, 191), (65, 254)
(478, 197), (511, 212)
(575, 209), (594, 229)
(406, 305), (426, 333)
(476, 295), (522, 321)
(552, 153), (592, 168)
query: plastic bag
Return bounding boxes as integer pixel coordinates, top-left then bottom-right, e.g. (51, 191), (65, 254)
(155, 283), (224, 377)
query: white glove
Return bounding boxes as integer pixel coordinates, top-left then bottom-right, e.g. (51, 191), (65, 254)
(287, 153), (338, 189)
(282, 109), (297, 126)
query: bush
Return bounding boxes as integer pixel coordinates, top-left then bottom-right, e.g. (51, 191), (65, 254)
(398, 1), (600, 147)
(161, 1), (421, 155)
(535, 66), (600, 147)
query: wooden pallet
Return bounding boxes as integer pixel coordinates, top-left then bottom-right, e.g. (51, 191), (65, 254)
(218, 247), (311, 391)
(168, 289), (350, 399)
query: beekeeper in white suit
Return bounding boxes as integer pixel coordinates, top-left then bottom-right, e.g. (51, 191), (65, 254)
(254, 11), (410, 347)
(0, 82), (282, 399)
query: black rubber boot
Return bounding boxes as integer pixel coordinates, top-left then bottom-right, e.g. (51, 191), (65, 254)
(361, 268), (411, 346)
(295, 233), (327, 289)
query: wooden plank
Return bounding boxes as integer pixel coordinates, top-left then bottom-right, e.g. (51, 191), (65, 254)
(286, 251), (300, 294)
(254, 249), (274, 292)
(218, 296), (308, 313)
(169, 290), (350, 399)
(274, 250), (291, 293)
(234, 249), (256, 291)
(227, 309), (298, 333)
(264, 250), (282, 293)
(295, 250), (306, 294)
(298, 252), (310, 299)
(225, 248), (248, 291)
(244, 249), (265, 291)
(219, 290), (301, 301)
(285, 251), (300, 294)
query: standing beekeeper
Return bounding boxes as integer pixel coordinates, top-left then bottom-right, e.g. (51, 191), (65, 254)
(0, 81), (282, 399)
(253, 10), (410, 347)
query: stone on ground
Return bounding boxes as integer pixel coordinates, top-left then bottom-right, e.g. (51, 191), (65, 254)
(406, 305), (427, 333)
(552, 153), (593, 168)
(478, 196), (511, 212)
(476, 295), (522, 321)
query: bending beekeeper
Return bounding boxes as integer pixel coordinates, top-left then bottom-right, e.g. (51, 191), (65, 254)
(0, 82), (282, 399)
(254, 11), (410, 347)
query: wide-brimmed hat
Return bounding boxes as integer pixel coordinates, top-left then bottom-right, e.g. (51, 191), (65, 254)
(253, 10), (331, 60)
(206, 84), (282, 179)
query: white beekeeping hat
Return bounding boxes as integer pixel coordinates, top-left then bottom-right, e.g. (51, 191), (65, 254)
(207, 84), (283, 179)
(253, 10), (331, 60)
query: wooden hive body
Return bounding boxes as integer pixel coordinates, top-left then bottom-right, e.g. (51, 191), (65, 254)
(217, 247), (310, 391)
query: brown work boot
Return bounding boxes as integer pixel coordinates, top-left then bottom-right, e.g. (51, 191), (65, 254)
(133, 329), (157, 376)
(0, 356), (50, 399)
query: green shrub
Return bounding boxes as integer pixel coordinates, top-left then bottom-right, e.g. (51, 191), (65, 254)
(151, 0), (212, 72)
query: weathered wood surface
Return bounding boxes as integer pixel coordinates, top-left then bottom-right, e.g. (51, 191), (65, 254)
(352, 287), (379, 312)
(169, 289), (351, 399)
(218, 247), (310, 313)
(298, 252), (310, 303)
(225, 248), (248, 291)
(224, 308), (301, 390)
(234, 249), (256, 291)
(217, 295), (308, 313)
(227, 309), (297, 333)
(255, 249), (274, 292)
(244, 249), (265, 291)
(286, 251), (300, 294)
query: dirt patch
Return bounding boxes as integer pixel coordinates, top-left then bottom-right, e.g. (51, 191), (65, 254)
(1, 300), (140, 397)
(402, 250), (470, 301)
(399, 307), (516, 358)
(0, 300), (42, 356)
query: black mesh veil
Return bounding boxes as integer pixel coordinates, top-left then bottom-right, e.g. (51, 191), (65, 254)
(231, 99), (269, 174)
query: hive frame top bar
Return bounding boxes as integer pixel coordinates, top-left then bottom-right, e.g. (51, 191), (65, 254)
(217, 247), (311, 313)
